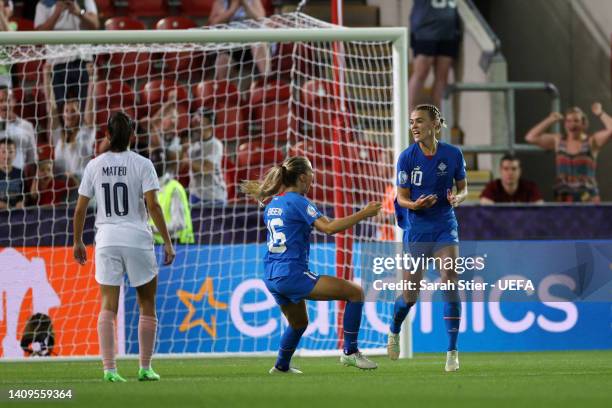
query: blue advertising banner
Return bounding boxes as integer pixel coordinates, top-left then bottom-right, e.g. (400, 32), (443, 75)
(124, 241), (612, 354)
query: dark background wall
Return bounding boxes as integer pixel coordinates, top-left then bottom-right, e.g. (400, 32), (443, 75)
(474, 0), (612, 201)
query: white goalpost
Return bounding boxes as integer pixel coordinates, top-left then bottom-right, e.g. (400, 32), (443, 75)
(0, 13), (410, 360)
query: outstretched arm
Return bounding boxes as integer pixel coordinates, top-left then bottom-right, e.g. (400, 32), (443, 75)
(83, 63), (95, 128)
(525, 112), (562, 150)
(313, 201), (381, 235)
(591, 102), (612, 149)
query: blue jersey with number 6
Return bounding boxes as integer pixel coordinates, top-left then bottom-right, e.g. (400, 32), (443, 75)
(395, 141), (466, 232)
(263, 192), (323, 278)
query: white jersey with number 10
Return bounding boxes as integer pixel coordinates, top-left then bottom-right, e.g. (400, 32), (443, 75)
(78, 151), (160, 250)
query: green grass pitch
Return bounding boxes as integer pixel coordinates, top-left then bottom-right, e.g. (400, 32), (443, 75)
(1, 351), (611, 408)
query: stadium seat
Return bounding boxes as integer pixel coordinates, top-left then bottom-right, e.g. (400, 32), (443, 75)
(256, 102), (292, 145)
(96, 0), (116, 18)
(351, 141), (392, 203)
(9, 18), (34, 31)
(287, 140), (332, 169)
(12, 59), (45, 86)
(192, 80), (240, 111)
(127, 0), (168, 17)
(213, 104), (247, 141)
(106, 52), (153, 80)
(94, 81), (136, 125)
(301, 79), (336, 107)
(249, 79), (291, 106)
(105, 17), (146, 30)
(155, 17), (197, 30)
(179, 0), (215, 17)
(137, 80), (189, 121)
(11, 87), (47, 129)
(236, 142), (283, 168)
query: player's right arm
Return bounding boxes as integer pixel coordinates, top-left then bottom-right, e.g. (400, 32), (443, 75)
(397, 187), (437, 210)
(145, 191), (176, 265)
(314, 202), (382, 235)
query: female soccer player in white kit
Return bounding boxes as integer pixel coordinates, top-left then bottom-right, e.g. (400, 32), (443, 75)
(73, 112), (176, 382)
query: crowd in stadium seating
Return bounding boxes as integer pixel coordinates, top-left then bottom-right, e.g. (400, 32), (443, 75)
(1, 1), (611, 212)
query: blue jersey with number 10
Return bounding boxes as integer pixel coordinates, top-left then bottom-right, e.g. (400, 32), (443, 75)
(395, 141), (466, 232)
(263, 192), (323, 279)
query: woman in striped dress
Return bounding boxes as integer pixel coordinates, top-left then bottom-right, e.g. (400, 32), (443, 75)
(525, 103), (612, 202)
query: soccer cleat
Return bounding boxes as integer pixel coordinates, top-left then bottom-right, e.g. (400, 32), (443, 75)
(340, 351), (378, 370)
(445, 350), (459, 372)
(387, 332), (400, 360)
(138, 368), (161, 381)
(269, 366), (303, 374)
(103, 371), (127, 383)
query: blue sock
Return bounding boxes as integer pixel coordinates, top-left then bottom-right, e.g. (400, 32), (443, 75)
(343, 301), (363, 355)
(275, 326), (306, 371)
(444, 301), (461, 351)
(390, 296), (414, 334)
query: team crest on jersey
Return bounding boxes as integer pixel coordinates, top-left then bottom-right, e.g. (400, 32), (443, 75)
(398, 170), (408, 185)
(436, 159), (448, 176)
(307, 205), (317, 217)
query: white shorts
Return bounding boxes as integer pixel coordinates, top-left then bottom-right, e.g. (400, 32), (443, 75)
(95, 246), (158, 287)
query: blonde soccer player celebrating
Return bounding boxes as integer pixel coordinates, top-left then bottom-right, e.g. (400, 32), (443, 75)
(73, 112), (176, 382)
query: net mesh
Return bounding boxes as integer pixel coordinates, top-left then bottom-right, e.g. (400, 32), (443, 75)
(0, 12), (397, 358)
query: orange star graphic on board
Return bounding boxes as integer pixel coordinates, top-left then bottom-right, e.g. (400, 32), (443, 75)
(177, 277), (228, 338)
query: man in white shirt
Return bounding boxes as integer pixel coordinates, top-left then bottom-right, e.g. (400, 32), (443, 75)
(184, 109), (227, 206)
(35, 0), (99, 106)
(0, 85), (37, 169)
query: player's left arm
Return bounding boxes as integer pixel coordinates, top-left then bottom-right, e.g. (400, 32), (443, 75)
(447, 178), (468, 207)
(73, 194), (90, 265)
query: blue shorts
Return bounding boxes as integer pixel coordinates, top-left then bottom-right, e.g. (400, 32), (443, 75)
(403, 227), (459, 256)
(264, 270), (320, 306)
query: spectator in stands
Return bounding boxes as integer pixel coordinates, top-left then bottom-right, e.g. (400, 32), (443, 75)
(0, 1), (16, 87)
(43, 62), (95, 183)
(408, 0), (462, 111)
(480, 154), (543, 204)
(0, 137), (24, 209)
(149, 162), (194, 244)
(28, 159), (72, 206)
(183, 108), (227, 206)
(149, 90), (185, 170)
(525, 103), (612, 203)
(209, 0), (270, 81)
(0, 85), (38, 169)
(35, 0), (99, 105)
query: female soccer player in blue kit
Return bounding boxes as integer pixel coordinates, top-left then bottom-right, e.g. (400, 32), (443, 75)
(242, 156), (382, 374)
(388, 104), (468, 371)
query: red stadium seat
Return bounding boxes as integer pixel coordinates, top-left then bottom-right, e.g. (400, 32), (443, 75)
(351, 141), (393, 203)
(13, 59), (45, 85)
(107, 52), (153, 80)
(105, 17), (146, 30)
(192, 80), (240, 111)
(236, 142), (283, 168)
(256, 102), (292, 145)
(127, 0), (168, 17)
(138, 80), (189, 120)
(213, 104), (247, 141)
(179, 0), (215, 17)
(9, 18), (34, 31)
(11, 87), (47, 129)
(249, 79), (291, 106)
(94, 81), (136, 125)
(155, 17), (197, 30)
(96, 0), (116, 18)
(287, 140), (333, 169)
(154, 17), (198, 75)
(301, 79), (336, 107)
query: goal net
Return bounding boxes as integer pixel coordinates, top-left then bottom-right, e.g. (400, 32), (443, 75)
(0, 13), (406, 359)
